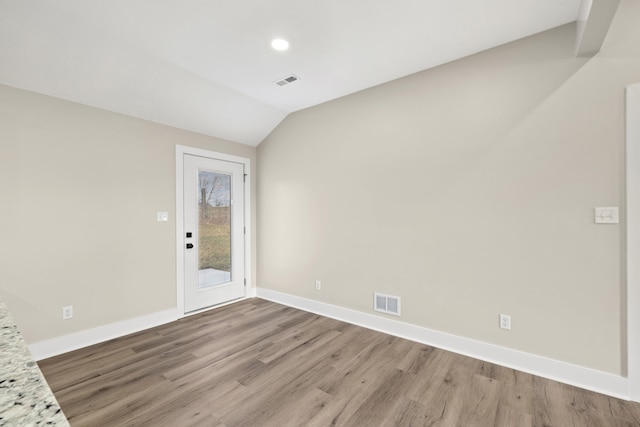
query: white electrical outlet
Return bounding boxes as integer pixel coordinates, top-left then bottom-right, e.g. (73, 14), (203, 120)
(499, 313), (511, 330)
(62, 306), (73, 320)
(315, 280), (321, 291)
(157, 211), (169, 222)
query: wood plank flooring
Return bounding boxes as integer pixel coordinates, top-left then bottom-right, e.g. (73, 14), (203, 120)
(38, 298), (640, 426)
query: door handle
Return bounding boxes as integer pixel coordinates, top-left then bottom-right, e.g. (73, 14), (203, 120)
(186, 243), (194, 249)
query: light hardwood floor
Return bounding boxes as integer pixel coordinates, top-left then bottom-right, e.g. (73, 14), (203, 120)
(39, 298), (640, 426)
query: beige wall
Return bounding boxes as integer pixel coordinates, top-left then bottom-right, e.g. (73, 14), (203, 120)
(257, 1), (640, 375)
(0, 84), (256, 343)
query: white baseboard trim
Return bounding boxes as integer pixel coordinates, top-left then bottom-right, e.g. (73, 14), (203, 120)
(247, 286), (257, 298)
(29, 308), (180, 361)
(257, 288), (630, 400)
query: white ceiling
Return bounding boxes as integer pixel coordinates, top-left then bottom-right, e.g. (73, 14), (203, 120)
(0, 0), (583, 146)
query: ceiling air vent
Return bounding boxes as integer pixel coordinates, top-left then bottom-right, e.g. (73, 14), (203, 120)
(274, 74), (300, 87)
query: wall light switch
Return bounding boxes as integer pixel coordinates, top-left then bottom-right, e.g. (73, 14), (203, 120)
(595, 207), (619, 224)
(157, 212), (169, 222)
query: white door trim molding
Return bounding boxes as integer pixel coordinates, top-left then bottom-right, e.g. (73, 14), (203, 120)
(626, 83), (640, 401)
(176, 145), (252, 317)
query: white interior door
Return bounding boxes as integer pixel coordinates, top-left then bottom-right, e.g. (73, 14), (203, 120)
(183, 154), (245, 313)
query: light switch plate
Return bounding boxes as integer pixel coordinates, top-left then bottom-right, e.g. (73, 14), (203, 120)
(595, 207), (619, 224)
(157, 211), (169, 222)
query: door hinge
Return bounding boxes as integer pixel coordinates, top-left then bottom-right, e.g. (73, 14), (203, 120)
(244, 278), (247, 287)
(244, 226), (246, 234)
(243, 173), (247, 183)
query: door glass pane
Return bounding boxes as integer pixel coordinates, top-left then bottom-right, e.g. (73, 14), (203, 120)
(198, 170), (231, 288)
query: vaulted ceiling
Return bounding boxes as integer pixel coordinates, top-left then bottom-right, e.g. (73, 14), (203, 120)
(0, 1), (586, 146)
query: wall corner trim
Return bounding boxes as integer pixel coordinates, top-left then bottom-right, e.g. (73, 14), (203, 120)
(626, 83), (640, 402)
(257, 287), (630, 401)
(575, 0), (621, 57)
(28, 308), (180, 361)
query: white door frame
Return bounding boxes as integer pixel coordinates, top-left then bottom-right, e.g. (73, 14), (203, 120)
(627, 83), (640, 401)
(176, 145), (252, 316)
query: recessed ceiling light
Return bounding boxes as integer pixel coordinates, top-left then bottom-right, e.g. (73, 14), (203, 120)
(271, 38), (289, 51)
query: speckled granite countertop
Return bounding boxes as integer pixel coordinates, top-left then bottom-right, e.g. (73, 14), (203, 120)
(0, 301), (69, 426)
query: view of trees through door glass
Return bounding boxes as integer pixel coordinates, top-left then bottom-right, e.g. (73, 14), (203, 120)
(198, 170), (232, 288)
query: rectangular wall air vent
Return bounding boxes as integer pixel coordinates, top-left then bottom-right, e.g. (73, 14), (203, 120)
(274, 74), (300, 87)
(374, 292), (401, 316)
